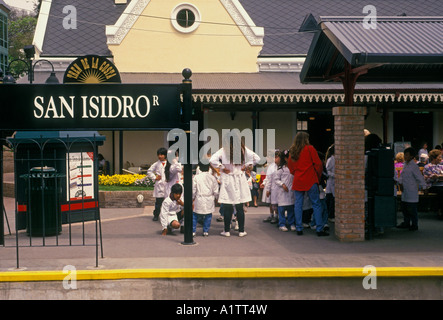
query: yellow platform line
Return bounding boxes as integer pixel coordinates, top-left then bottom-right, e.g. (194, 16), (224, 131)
(1, 267), (443, 282)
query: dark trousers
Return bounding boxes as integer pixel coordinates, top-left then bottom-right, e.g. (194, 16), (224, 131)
(428, 186), (443, 215)
(223, 203), (245, 232)
(401, 201), (418, 227)
(153, 197), (164, 218)
(326, 193), (335, 219)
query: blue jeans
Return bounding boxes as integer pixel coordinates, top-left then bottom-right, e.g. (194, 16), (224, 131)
(192, 213), (212, 233)
(278, 205), (295, 227)
(294, 184), (325, 232)
(310, 199), (328, 227)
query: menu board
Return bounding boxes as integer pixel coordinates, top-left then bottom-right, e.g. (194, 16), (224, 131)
(66, 152), (95, 201)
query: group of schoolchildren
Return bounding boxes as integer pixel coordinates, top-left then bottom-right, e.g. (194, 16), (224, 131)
(261, 146), (335, 233)
(149, 135), (441, 238)
(148, 147), (220, 237)
(148, 143), (337, 238)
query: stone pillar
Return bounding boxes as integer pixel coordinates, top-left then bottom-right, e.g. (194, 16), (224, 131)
(332, 106), (367, 242)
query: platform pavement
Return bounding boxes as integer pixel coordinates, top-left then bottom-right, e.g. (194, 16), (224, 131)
(2, 195), (443, 300)
(1, 196), (443, 272)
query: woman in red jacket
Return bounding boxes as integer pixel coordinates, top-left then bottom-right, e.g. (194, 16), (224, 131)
(287, 132), (329, 236)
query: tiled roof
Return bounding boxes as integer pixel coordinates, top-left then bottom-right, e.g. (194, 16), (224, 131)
(22, 71), (442, 105)
(239, 0), (443, 55)
(22, 70), (443, 91)
(41, 0), (125, 56)
(39, 0), (443, 57)
(119, 72), (443, 92)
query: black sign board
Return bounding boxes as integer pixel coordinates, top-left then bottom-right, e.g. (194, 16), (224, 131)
(0, 68), (193, 248)
(0, 83), (183, 130)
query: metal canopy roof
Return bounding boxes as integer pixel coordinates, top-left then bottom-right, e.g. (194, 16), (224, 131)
(24, 71), (443, 107)
(300, 16), (443, 83)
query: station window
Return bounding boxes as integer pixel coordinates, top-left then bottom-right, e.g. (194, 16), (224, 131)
(177, 8), (195, 28)
(171, 3), (201, 33)
(0, 15), (5, 48)
(1, 54), (7, 75)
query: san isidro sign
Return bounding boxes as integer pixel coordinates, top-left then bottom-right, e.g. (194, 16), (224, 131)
(0, 83), (183, 131)
(0, 56), (194, 247)
(0, 56), (186, 131)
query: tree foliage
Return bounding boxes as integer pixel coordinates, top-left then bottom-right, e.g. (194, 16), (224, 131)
(7, 14), (37, 77)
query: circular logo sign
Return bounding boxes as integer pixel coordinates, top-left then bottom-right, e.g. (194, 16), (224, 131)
(63, 55), (121, 84)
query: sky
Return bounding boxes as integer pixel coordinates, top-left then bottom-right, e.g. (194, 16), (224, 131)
(3, 0), (38, 12)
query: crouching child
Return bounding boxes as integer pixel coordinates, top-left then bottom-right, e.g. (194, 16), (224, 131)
(160, 183), (184, 235)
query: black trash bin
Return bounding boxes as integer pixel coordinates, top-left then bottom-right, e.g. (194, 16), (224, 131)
(24, 167), (62, 237)
(9, 131), (106, 230)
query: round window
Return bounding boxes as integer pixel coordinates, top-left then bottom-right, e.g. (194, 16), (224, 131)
(171, 3), (201, 33)
(177, 9), (195, 28)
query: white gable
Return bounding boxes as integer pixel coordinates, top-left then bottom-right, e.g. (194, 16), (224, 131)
(106, 0), (263, 46)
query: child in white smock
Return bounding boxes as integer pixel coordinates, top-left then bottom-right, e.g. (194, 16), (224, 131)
(274, 150), (295, 231)
(147, 147), (167, 221)
(262, 150), (280, 223)
(160, 184), (184, 235)
(192, 163), (219, 236)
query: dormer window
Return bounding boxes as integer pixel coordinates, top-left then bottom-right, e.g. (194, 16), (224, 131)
(171, 3), (201, 33)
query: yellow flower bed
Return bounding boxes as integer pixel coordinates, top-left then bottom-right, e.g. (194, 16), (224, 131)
(98, 174), (147, 186)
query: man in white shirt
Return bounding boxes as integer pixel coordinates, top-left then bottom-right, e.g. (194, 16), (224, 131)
(397, 147), (427, 231)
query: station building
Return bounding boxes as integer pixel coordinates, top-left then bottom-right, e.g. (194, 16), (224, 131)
(0, 0), (10, 74)
(28, 0), (443, 173)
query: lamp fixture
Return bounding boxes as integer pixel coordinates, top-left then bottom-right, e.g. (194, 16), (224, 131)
(2, 46), (60, 84)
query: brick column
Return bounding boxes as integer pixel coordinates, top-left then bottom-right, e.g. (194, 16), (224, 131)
(332, 106), (367, 242)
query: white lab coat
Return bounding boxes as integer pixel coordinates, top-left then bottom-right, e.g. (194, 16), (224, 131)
(147, 160), (166, 198)
(325, 155), (335, 196)
(192, 171), (219, 214)
(159, 196), (182, 229)
(262, 162), (279, 204)
(274, 165), (295, 206)
(196, 166), (220, 183)
(164, 158), (183, 197)
(210, 147), (260, 204)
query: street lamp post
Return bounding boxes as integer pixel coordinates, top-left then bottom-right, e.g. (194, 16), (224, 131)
(0, 46), (59, 246)
(0, 45), (59, 84)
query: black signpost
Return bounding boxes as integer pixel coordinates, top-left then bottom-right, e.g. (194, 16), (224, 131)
(0, 68), (195, 249)
(0, 148), (3, 246)
(181, 68), (195, 245)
